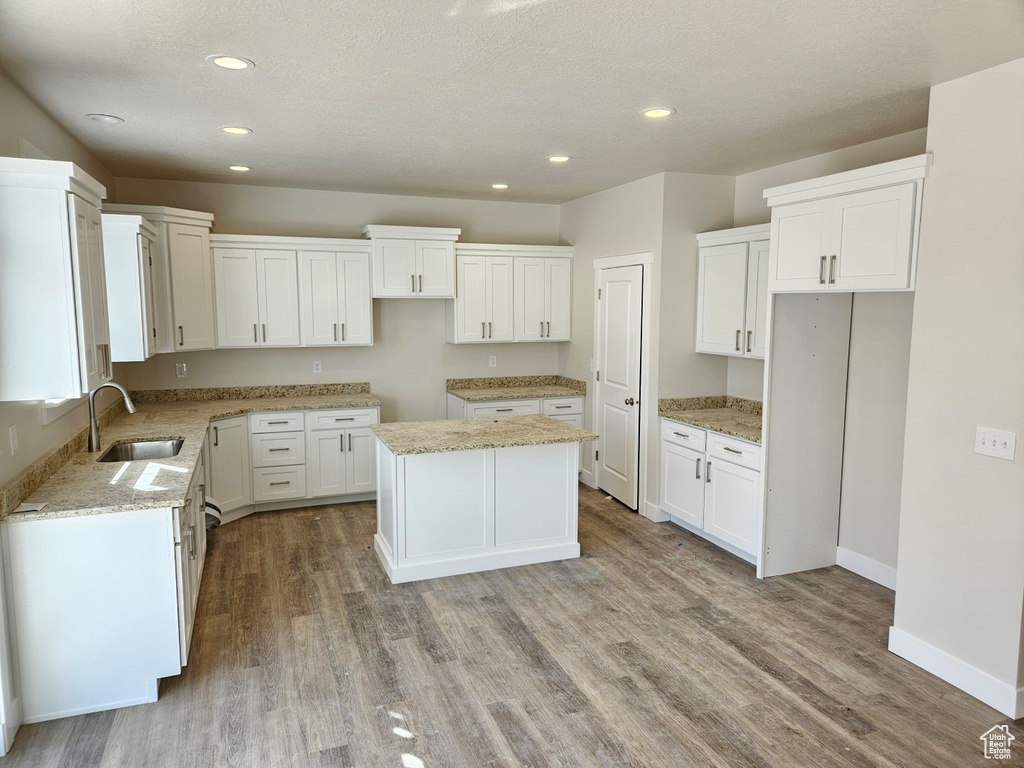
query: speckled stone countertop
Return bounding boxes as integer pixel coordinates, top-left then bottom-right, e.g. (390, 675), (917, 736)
(659, 396), (763, 444)
(372, 415), (598, 456)
(447, 375), (586, 402)
(9, 391), (381, 524)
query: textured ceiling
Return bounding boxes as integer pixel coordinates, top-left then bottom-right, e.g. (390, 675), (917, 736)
(1, 0), (1022, 203)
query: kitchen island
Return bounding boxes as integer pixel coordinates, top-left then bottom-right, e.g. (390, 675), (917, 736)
(371, 415), (598, 583)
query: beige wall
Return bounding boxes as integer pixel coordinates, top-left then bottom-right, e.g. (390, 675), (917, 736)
(894, 58), (1024, 690)
(0, 69), (124, 487)
(115, 179), (563, 423)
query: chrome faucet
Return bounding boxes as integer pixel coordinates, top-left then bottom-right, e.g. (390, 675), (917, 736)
(88, 382), (137, 452)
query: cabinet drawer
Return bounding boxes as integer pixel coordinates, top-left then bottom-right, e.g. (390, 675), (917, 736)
(307, 407), (379, 431)
(465, 400), (540, 417)
(251, 432), (306, 468)
(706, 432), (761, 471)
(252, 466), (307, 502)
(249, 411), (305, 434)
(543, 397), (583, 415)
(661, 419), (707, 452)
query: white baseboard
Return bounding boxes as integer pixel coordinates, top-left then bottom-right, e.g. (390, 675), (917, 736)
(888, 626), (1023, 719)
(579, 468), (597, 489)
(642, 501), (669, 523)
(836, 547), (897, 590)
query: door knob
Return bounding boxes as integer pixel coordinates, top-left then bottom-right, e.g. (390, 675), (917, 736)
(624, 397), (635, 406)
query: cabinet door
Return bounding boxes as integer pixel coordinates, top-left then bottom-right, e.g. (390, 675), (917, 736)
(208, 416), (251, 513)
(831, 182), (917, 291)
(744, 240), (770, 359)
(346, 428), (377, 494)
(69, 194), (111, 390)
(544, 258), (572, 341)
(214, 248), (260, 347)
(338, 251), (373, 345)
(415, 241), (455, 297)
(149, 224), (174, 355)
(486, 257), (515, 341)
(696, 243), (748, 356)
(256, 250), (300, 346)
(168, 223), (215, 350)
(514, 257), (546, 341)
(660, 442), (705, 527)
(704, 459), (759, 556)
(456, 255), (488, 341)
(298, 251), (339, 346)
(139, 235), (158, 358)
(770, 198), (832, 292)
(307, 429), (347, 497)
(372, 238), (417, 297)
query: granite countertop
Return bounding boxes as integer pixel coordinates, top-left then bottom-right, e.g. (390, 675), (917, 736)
(447, 375), (586, 402)
(658, 396), (763, 444)
(372, 414), (598, 456)
(11, 393), (381, 524)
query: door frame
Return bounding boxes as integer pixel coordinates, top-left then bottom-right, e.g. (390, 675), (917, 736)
(590, 253), (655, 517)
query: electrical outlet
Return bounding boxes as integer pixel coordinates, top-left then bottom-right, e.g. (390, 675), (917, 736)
(975, 427), (1016, 461)
(8, 425), (17, 456)
(313, 360), (322, 374)
(175, 363), (187, 378)
(488, 356), (497, 368)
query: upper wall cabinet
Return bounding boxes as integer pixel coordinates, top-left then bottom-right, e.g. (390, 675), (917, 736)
(362, 225), (460, 298)
(445, 244), (574, 344)
(695, 225), (770, 359)
(101, 214), (158, 362)
(764, 155), (930, 293)
(102, 204), (216, 351)
(0, 158), (111, 401)
(296, 240), (373, 347)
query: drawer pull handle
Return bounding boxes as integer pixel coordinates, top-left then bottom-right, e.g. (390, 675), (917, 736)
(262, 324), (267, 342)
(735, 330), (740, 352)
(819, 255), (826, 284)
(268, 447), (290, 452)
(411, 274), (416, 292)
(349, 433), (353, 451)
(829, 254), (837, 284)
(213, 426), (218, 447)
(673, 432), (689, 439)
(722, 446), (743, 455)
(254, 323), (258, 343)
(335, 417), (355, 422)
(419, 274), (423, 293)
(267, 420), (290, 425)
(334, 323), (338, 342)
(696, 457), (701, 480)
(555, 405), (572, 409)
(269, 481), (291, 486)
(706, 461), (712, 483)
(496, 408), (514, 412)
(178, 326), (184, 346)
(747, 330), (752, 353)
(482, 321), (486, 339)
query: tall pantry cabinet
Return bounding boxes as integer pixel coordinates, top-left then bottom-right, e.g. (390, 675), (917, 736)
(0, 158), (112, 401)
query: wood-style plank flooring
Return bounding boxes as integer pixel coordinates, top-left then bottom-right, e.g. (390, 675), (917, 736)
(5, 486), (1021, 767)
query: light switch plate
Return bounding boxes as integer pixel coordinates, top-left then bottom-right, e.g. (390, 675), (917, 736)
(975, 427), (1016, 461)
(488, 356), (497, 368)
(313, 360), (322, 374)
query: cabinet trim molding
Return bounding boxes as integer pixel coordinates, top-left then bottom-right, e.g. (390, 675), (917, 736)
(763, 153), (930, 207)
(362, 225), (461, 241)
(211, 234), (370, 252)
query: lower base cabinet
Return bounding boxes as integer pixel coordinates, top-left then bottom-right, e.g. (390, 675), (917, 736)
(660, 418), (761, 561)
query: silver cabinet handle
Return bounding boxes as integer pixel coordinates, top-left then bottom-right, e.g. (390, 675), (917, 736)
(178, 325), (184, 346)
(496, 408), (514, 412)
(829, 254), (837, 284)
(333, 323), (338, 342)
(268, 447), (290, 452)
(706, 461), (712, 483)
(546, 321), (551, 338)
(213, 426), (218, 446)
(673, 432), (689, 439)
(723, 446), (742, 455)
(253, 323), (258, 343)
(335, 417), (355, 422)
(482, 321), (486, 339)
(411, 274), (416, 292)
(819, 255), (826, 284)
(540, 321), (544, 336)
(267, 420), (289, 425)
(269, 481), (291, 486)
(488, 321), (492, 338)
(198, 484), (205, 513)
(340, 433), (344, 452)
(747, 330), (752, 353)
(262, 323), (267, 342)
(735, 330), (741, 351)
(418, 274), (423, 292)
(348, 433), (352, 451)
(696, 458), (701, 480)
(341, 323), (346, 342)
(555, 405), (572, 409)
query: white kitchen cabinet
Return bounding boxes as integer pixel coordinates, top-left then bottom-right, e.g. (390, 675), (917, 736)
(208, 416), (251, 514)
(176, 446), (207, 663)
(0, 158), (112, 401)
(363, 225), (460, 298)
(102, 214), (159, 361)
(102, 205), (216, 353)
(447, 254), (514, 342)
(703, 456), (759, 555)
(660, 441), (705, 527)
(212, 242), (300, 347)
(695, 225), (771, 359)
(298, 246), (373, 346)
(307, 408), (379, 497)
(764, 155), (929, 293)
(515, 256), (572, 341)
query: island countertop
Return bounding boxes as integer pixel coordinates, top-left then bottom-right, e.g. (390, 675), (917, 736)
(371, 414), (598, 456)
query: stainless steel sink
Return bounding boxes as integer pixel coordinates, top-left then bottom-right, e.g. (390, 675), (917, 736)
(98, 439), (184, 462)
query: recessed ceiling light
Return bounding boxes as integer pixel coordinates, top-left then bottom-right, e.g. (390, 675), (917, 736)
(228, 165), (252, 172)
(642, 107), (675, 118)
(547, 155), (572, 163)
(86, 113), (124, 124)
(221, 126), (253, 135)
(492, 183), (509, 190)
(209, 55), (255, 70)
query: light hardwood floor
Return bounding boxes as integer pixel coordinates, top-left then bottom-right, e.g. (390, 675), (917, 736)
(5, 486), (1021, 767)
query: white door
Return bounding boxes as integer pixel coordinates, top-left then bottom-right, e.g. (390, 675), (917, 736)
(704, 459), (759, 556)
(486, 256), (515, 341)
(372, 238), (417, 297)
(208, 416), (251, 513)
(831, 183), (916, 291)
(545, 258), (572, 341)
(338, 252), (373, 345)
(515, 257), (545, 341)
(308, 429), (347, 497)
(660, 442), (705, 527)
(256, 250), (300, 346)
(415, 241), (455, 297)
(769, 198), (832, 292)
(697, 243), (748, 355)
(596, 264), (643, 509)
(214, 248), (260, 347)
(298, 251), (339, 346)
(745, 240), (770, 358)
(456, 255), (488, 341)
(346, 428), (377, 494)
(168, 223), (215, 350)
